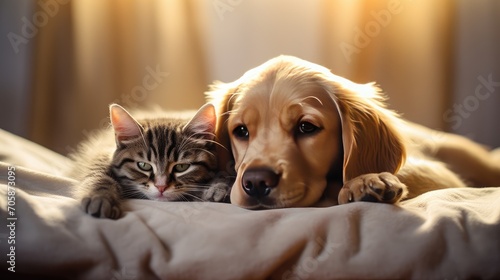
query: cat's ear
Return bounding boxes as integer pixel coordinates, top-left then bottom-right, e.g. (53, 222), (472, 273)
(183, 103), (217, 140)
(109, 104), (144, 144)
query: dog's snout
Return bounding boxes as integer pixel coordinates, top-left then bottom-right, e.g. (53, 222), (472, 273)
(242, 168), (280, 198)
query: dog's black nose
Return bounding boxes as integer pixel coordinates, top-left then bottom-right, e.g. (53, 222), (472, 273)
(241, 167), (280, 197)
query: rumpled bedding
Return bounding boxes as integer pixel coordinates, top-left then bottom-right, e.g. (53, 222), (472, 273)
(0, 128), (499, 279)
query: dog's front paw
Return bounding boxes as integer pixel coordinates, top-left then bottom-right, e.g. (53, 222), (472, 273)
(203, 181), (231, 203)
(81, 195), (122, 219)
(338, 172), (407, 204)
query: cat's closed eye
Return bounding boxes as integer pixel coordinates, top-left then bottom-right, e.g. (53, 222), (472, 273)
(137, 161), (153, 171)
(173, 163), (190, 173)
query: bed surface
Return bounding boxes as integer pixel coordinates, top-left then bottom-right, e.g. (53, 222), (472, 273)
(1, 128), (499, 279)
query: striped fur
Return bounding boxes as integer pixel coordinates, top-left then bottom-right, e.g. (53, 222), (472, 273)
(70, 103), (230, 219)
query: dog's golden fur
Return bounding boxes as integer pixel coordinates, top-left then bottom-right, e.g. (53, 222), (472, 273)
(207, 55), (500, 209)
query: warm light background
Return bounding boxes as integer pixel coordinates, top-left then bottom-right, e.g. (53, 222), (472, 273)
(1, 0), (499, 154)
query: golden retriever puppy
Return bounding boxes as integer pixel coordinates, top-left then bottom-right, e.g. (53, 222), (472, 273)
(207, 55), (500, 209)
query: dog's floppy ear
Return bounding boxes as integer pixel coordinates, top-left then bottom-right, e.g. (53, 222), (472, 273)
(205, 81), (239, 174)
(327, 81), (406, 182)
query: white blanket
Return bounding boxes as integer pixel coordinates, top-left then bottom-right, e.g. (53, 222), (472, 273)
(1, 128), (499, 279)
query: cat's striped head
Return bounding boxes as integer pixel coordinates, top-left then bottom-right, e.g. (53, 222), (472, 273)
(109, 103), (218, 201)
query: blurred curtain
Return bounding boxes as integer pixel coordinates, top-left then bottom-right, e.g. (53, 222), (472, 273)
(29, 0), (208, 154)
(320, 0), (456, 131)
(453, 0), (500, 146)
(319, 0), (500, 146)
(3, 0), (499, 154)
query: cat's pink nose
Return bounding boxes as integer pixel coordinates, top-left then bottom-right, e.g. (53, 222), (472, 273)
(156, 185), (167, 193)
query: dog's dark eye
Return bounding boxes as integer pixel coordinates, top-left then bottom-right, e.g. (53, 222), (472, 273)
(233, 125), (249, 140)
(298, 121), (319, 135)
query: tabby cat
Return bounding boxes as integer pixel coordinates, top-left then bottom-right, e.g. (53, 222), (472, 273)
(69, 103), (230, 219)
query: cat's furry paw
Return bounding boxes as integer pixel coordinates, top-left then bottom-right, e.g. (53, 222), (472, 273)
(203, 181), (231, 203)
(81, 195), (122, 219)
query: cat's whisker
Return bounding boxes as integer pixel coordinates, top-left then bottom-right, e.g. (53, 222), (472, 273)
(178, 183), (211, 189)
(182, 147), (216, 159)
(189, 131), (216, 140)
(172, 192), (190, 202)
(188, 185), (212, 190)
(203, 139), (228, 151)
(177, 138), (195, 153)
(179, 133), (225, 152)
(121, 188), (149, 199)
(176, 192), (205, 202)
